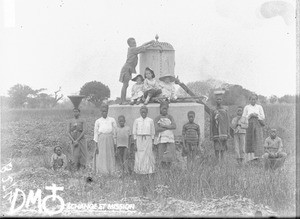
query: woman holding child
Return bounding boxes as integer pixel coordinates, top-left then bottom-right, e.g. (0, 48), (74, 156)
(154, 101), (177, 169)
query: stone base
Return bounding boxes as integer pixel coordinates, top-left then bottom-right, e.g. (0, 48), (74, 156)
(108, 102), (205, 139)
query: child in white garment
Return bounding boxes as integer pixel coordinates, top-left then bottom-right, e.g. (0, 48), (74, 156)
(159, 75), (177, 102)
(130, 74), (144, 105)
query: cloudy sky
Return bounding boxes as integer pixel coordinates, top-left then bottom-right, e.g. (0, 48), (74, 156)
(0, 0), (296, 100)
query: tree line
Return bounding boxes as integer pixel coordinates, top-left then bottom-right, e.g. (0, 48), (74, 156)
(1, 79), (295, 109)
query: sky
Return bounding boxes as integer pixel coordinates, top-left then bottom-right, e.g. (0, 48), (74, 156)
(0, 0), (297, 100)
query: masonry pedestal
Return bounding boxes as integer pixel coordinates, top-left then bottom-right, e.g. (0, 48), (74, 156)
(108, 102), (205, 140)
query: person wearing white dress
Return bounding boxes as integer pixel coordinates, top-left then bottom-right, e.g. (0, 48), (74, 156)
(130, 74), (144, 105)
(132, 106), (155, 196)
(159, 75), (177, 102)
(93, 104), (117, 175)
(242, 94), (266, 162)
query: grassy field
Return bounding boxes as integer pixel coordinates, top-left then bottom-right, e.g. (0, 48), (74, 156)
(0, 104), (296, 216)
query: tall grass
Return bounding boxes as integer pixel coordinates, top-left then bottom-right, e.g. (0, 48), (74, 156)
(0, 104), (296, 216)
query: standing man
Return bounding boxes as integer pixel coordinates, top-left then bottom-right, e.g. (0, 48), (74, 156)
(119, 38), (155, 105)
(210, 90), (230, 162)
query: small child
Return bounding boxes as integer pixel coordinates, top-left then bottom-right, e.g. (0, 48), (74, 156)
(130, 74), (144, 105)
(119, 38), (155, 105)
(50, 146), (68, 171)
(182, 111), (201, 170)
(143, 67), (162, 105)
(262, 129), (287, 169)
(159, 75), (177, 102)
(115, 115), (131, 176)
(231, 106), (248, 164)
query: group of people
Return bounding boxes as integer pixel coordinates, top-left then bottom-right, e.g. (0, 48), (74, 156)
(210, 91), (287, 167)
(119, 38), (177, 105)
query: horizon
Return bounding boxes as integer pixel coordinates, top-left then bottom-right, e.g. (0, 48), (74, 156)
(0, 0), (297, 99)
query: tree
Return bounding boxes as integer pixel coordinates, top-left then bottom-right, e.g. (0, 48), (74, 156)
(269, 95), (278, 104)
(278, 94), (295, 104)
(258, 94), (267, 104)
(79, 81), (110, 106)
(8, 84), (45, 108)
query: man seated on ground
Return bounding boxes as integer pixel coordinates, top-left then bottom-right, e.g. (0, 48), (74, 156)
(262, 129), (287, 168)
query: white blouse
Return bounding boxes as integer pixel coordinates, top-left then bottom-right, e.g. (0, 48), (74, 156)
(132, 117), (155, 140)
(242, 104), (265, 120)
(143, 78), (160, 91)
(93, 117), (117, 142)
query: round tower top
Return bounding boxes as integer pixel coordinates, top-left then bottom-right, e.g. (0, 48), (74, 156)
(147, 35), (174, 51)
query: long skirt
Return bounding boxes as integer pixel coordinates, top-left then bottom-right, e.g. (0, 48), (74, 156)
(94, 133), (116, 174)
(246, 117), (264, 157)
(134, 136), (155, 174)
(72, 137), (88, 167)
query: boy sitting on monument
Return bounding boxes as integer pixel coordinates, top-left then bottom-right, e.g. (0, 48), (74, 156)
(119, 38), (155, 105)
(130, 74), (144, 105)
(159, 75), (177, 102)
(143, 67), (162, 105)
(262, 129), (287, 169)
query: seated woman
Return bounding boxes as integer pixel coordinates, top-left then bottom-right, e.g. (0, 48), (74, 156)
(143, 67), (162, 105)
(159, 75), (177, 102)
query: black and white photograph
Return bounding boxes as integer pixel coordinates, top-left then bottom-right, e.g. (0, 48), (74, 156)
(0, 0), (299, 217)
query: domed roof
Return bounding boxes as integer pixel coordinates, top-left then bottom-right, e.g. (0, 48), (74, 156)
(147, 35), (174, 51)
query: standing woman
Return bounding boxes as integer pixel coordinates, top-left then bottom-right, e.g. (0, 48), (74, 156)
(93, 104), (117, 175)
(68, 108), (88, 171)
(132, 106), (155, 196)
(242, 94), (266, 161)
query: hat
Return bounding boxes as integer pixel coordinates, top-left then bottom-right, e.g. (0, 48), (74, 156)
(132, 74), (144, 82)
(159, 75), (176, 82)
(68, 95), (85, 109)
(214, 89), (225, 96)
(270, 128), (277, 132)
(145, 67), (155, 78)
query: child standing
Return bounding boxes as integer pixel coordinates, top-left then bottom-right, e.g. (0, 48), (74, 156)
(231, 106), (248, 164)
(115, 115), (131, 176)
(143, 67), (162, 105)
(210, 90), (230, 162)
(119, 38), (155, 105)
(51, 146), (68, 171)
(182, 111), (201, 170)
(154, 101), (177, 169)
(130, 74), (144, 105)
(159, 75), (177, 102)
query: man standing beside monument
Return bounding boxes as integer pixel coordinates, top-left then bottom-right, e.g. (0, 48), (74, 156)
(119, 38), (155, 105)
